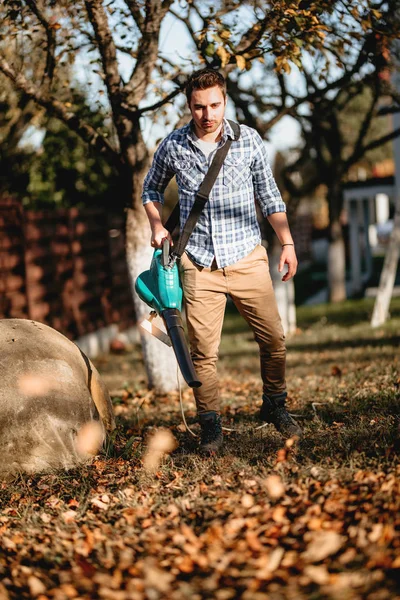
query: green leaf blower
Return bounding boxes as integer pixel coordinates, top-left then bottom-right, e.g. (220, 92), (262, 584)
(135, 240), (201, 388)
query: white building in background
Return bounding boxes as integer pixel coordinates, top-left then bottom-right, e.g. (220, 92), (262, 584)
(343, 176), (396, 295)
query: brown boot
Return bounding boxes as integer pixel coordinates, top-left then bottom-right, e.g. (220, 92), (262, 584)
(199, 411), (223, 455)
(260, 393), (302, 439)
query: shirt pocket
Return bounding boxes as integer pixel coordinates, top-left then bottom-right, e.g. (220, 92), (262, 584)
(173, 157), (200, 191)
(223, 156), (250, 188)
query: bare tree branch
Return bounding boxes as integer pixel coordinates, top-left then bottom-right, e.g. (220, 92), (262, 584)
(24, 0), (57, 84)
(348, 81), (381, 168)
(84, 0), (122, 119)
(136, 86), (182, 116)
(123, 0), (173, 106)
(125, 0), (145, 33)
(351, 126), (400, 164)
(170, 8), (203, 54)
(0, 56), (119, 166)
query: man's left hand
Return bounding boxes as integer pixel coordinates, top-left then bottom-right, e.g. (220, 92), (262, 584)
(278, 245), (298, 281)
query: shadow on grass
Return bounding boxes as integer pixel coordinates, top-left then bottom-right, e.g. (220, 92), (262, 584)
(219, 336), (399, 365)
(288, 334), (400, 353)
(296, 297), (400, 329)
(222, 298), (400, 338)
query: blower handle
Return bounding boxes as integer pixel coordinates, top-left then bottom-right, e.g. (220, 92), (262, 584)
(161, 238), (170, 268)
(161, 308), (201, 388)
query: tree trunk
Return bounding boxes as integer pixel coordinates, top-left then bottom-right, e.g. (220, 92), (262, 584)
(327, 183), (346, 303)
(372, 80), (400, 327)
(124, 159), (181, 393)
(370, 211), (400, 327)
(269, 243), (297, 336)
(370, 175), (400, 328)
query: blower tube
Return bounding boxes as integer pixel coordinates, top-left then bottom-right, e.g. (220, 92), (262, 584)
(161, 308), (201, 388)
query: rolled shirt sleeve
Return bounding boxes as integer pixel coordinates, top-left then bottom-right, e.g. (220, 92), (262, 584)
(251, 130), (286, 217)
(142, 139), (175, 206)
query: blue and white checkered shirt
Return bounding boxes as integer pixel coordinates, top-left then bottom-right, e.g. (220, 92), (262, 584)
(142, 119), (286, 268)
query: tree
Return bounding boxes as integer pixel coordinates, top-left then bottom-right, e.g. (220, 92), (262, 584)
(0, 0), (339, 390)
(372, 43), (400, 327)
(1, 1), (399, 390)
(236, 6), (399, 302)
(281, 67), (398, 302)
(0, 88), (120, 208)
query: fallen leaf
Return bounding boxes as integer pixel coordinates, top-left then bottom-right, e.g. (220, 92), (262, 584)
(256, 547), (285, 578)
(176, 555), (194, 573)
(27, 576), (46, 597)
(40, 512), (51, 524)
(241, 494), (254, 508)
(275, 448), (287, 463)
(272, 506), (286, 523)
(302, 531), (346, 562)
(91, 498), (109, 511)
(143, 429), (177, 471)
(304, 565), (330, 585)
(62, 510), (77, 524)
(264, 475), (285, 501)
(75, 422), (104, 456)
(143, 558), (173, 593)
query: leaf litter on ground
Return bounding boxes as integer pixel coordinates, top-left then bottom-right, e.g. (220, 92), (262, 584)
(1, 298), (400, 599)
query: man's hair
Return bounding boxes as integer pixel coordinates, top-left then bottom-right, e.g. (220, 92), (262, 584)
(185, 68), (226, 104)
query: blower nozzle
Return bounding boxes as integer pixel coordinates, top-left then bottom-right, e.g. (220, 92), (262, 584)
(162, 308), (201, 388)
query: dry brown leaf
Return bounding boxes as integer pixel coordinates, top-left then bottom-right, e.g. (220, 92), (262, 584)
(241, 494), (254, 508)
(176, 555), (194, 573)
(272, 505), (287, 523)
(392, 555), (400, 568)
(331, 365), (342, 377)
(122, 508), (136, 525)
(256, 547), (285, 578)
(143, 558), (173, 593)
(91, 497), (109, 510)
(368, 523), (383, 543)
(246, 530), (263, 552)
(27, 576), (46, 597)
(62, 510), (77, 524)
(40, 512), (51, 524)
(308, 517), (324, 531)
(304, 565), (330, 585)
(302, 531), (346, 562)
(143, 429), (177, 471)
(264, 475), (285, 501)
(119, 548), (134, 570)
(275, 448), (287, 463)
(75, 422), (104, 457)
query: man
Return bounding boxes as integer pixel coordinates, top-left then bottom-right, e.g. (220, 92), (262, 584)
(142, 68), (302, 454)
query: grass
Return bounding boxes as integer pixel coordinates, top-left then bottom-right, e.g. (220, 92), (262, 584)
(0, 298), (399, 599)
(294, 255), (400, 306)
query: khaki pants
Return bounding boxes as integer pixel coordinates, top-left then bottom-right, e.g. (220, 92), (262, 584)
(179, 245), (286, 413)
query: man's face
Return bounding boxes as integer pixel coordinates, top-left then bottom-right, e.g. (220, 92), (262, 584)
(189, 86), (226, 138)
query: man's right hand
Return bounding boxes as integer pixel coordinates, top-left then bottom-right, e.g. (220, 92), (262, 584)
(151, 226), (173, 249)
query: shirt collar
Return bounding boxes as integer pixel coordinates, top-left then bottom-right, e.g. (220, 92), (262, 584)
(186, 118), (234, 144)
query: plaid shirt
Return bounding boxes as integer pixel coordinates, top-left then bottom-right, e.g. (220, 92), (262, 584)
(142, 119), (286, 268)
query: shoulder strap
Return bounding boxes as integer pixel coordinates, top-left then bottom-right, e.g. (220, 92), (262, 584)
(164, 120), (241, 258)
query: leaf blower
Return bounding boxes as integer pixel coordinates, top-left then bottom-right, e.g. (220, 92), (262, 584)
(135, 239), (201, 388)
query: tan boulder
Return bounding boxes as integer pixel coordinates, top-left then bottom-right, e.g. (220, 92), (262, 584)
(0, 319), (115, 475)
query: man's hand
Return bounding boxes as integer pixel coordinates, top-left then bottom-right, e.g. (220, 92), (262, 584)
(278, 245), (298, 281)
(150, 224), (173, 249)
(144, 202), (174, 249)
